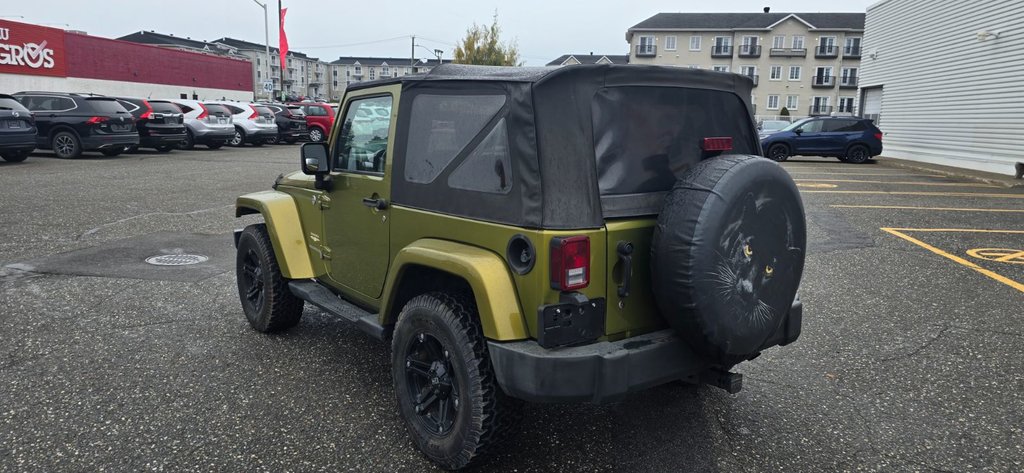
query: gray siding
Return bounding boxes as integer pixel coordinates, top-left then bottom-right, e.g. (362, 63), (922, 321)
(860, 0), (1024, 176)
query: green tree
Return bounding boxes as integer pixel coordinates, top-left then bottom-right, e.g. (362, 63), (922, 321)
(453, 13), (521, 66)
(779, 107), (791, 117)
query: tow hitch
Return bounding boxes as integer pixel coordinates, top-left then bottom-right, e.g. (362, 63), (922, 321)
(702, 368), (743, 394)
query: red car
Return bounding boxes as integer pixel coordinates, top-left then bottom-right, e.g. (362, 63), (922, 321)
(289, 102), (335, 142)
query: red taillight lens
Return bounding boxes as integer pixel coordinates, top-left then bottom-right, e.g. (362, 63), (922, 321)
(248, 105), (258, 119)
(196, 103), (209, 120)
(550, 236), (590, 291)
(874, 133), (883, 141)
(85, 116), (107, 125)
(701, 137), (733, 152)
(139, 100), (153, 120)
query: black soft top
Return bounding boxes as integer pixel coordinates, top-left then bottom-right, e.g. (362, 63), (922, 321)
(378, 64), (757, 229)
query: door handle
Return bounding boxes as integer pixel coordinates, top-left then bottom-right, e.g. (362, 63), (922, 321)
(361, 197), (388, 210)
(616, 241), (634, 298)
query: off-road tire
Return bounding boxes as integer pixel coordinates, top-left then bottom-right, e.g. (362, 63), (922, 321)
(52, 131), (81, 159)
(845, 144), (870, 164)
(767, 143), (790, 162)
(180, 130), (195, 150)
(100, 147), (125, 157)
(230, 128), (246, 147)
(0, 149), (30, 163)
(308, 127), (324, 142)
(236, 224), (304, 332)
(392, 292), (522, 470)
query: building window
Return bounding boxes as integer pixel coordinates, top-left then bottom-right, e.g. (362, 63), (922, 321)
(689, 35), (701, 51)
(637, 35), (656, 55)
(333, 80), (338, 87)
(369, 68), (376, 80)
(712, 65), (729, 72)
(786, 95), (799, 110)
(382, 66), (390, 76)
(767, 95), (780, 110)
(769, 65), (782, 80)
(845, 37), (862, 56)
(839, 97), (855, 113)
(789, 66), (802, 81)
(772, 35), (785, 49)
(665, 35), (677, 51)
(354, 66), (361, 75)
(740, 65), (756, 77)
(792, 36), (805, 50)
(257, 71), (261, 79)
(841, 67), (858, 86)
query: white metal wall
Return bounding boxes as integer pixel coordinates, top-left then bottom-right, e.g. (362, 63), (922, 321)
(0, 74), (253, 102)
(860, 0), (1024, 176)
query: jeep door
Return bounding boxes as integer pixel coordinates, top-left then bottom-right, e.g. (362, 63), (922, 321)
(321, 86), (398, 301)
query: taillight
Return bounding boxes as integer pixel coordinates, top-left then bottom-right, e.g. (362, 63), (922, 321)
(85, 116), (108, 125)
(874, 133), (883, 141)
(701, 137), (733, 152)
(139, 100), (153, 120)
(550, 236), (590, 291)
(196, 103), (209, 120)
(248, 105), (258, 120)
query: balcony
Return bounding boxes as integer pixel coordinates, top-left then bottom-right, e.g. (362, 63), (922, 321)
(743, 74), (759, 86)
(769, 48), (806, 58)
(816, 45), (839, 58)
(812, 75), (835, 88)
(809, 105), (834, 116)
(839, 76), (859, 89)
(738, 44), (761, 58)
(635, 45), (656, 57)
(844, 46), (862, 58)
(711, 45), (733, 58)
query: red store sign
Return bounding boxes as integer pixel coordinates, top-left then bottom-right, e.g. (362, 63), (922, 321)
(0, 20), (67, 77)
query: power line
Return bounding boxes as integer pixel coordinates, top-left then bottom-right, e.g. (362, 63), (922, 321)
(291, 35), (410, 50)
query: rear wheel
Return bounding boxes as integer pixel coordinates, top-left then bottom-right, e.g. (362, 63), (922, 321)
(207, 142), (224, 150)
(845, 144), (870, 164)
(0, 149), (31, 163)
(179, 130), (195, 150)
(52, 131), (81, 159)
(392, 292), (521, 470)
(229, 128), (245, 147)
(767, 143), (790, 162)
(100, 147), (125, 157)
(266, 135), (280, 145)
(309, 127), (324, 142)
(236, 224), (304, 332)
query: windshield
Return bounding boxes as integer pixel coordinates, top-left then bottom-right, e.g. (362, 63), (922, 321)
(782, 118), (814, 132)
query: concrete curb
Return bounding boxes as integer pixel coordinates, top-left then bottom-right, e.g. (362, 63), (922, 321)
(880, 157), (1024, 188)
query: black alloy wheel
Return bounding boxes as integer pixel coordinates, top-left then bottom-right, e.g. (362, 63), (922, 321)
(767, 143), (790, 162)
(846, 144), (870, 164)
(52, 131), (81, 159)
(404, 332), (461, 436)
(235, 224), (303, 332)
(240, 247), (266, 314)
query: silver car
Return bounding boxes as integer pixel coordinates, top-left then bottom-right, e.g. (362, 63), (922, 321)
(210, 101), (279, 147)
(170, 100), (235, 149)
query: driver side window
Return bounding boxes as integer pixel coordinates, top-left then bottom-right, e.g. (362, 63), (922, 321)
(801, 119), (824, 133)
(333, 95), (393, 174)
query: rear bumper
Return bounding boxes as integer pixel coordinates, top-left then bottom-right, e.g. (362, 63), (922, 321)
(0, 132), (37, 150)
(246, 128), (278, 143)
(488, 297), (802, 404)
(139, 134), (186, 147)
(80, 134), (139, 150)
(193, 130), (234, 144)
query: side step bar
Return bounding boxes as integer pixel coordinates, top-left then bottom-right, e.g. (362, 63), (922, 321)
(288, 280), (387, 340)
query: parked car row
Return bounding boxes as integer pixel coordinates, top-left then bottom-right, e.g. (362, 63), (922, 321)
(0, 91), (338, 162)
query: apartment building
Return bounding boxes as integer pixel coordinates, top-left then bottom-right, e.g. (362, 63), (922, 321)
(328, 57), (451, 100)
(626, 11), (865, 118)
(546, 54), (630, 66)
(214, 37), (325, 100)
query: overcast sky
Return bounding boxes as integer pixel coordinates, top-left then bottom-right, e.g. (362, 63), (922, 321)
(5, 0), (875, 66)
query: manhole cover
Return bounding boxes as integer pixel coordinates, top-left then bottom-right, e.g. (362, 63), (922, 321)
(145, 254), (209, 266)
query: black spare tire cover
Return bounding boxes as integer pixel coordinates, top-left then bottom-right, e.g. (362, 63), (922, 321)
(651, 155), (806, 365)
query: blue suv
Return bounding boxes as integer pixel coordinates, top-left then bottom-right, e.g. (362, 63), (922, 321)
(760, 117), (883, 164)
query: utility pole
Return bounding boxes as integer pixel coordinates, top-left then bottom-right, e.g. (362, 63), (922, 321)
(410, 35), (416, 71)
(278, 0), (284, 101)
(252, 0), (271, 101)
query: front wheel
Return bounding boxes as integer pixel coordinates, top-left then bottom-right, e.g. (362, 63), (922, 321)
(236, 224), (304, 332)
(392, 292), (521, 470)
(180, 130), (195, 150)
(1, 149), (31, 163)
(767, 143), (790, 162)
(308, 127), (324, 142)
(845, 144), (870, 164)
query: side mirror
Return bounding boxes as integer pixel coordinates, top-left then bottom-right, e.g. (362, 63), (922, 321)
(794, 128), (803, 134)
(300, 142), (330, 175)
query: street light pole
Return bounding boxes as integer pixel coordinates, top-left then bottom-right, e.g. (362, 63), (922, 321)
(252, 0), (271, 101)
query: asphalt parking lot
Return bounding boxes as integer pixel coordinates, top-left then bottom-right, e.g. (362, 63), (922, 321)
(1, 148), (1022, 472)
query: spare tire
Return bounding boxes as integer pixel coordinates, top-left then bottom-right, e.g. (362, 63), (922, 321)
(651, 155), (806, 366)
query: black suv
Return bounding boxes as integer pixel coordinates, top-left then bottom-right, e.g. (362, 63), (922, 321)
(114, 97), (187, 153)
(260, 103), (308, 144)
(0, 94), (37, 163)
(13, 92), (138, 158)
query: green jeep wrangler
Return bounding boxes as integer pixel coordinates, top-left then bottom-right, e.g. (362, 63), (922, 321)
(234, 64), (806, 470)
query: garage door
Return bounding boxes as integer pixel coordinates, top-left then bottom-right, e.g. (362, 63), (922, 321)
(861, 86), (883, 124)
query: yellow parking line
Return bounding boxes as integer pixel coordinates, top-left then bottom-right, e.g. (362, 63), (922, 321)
(881, 228), (1024, 293)
(794, 179), (998, 188)
(787, 172), (947, 177)
(884, 228), (1024, 233)
(831, 205), (1024, 213)
(801, 190), (1024, 198)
